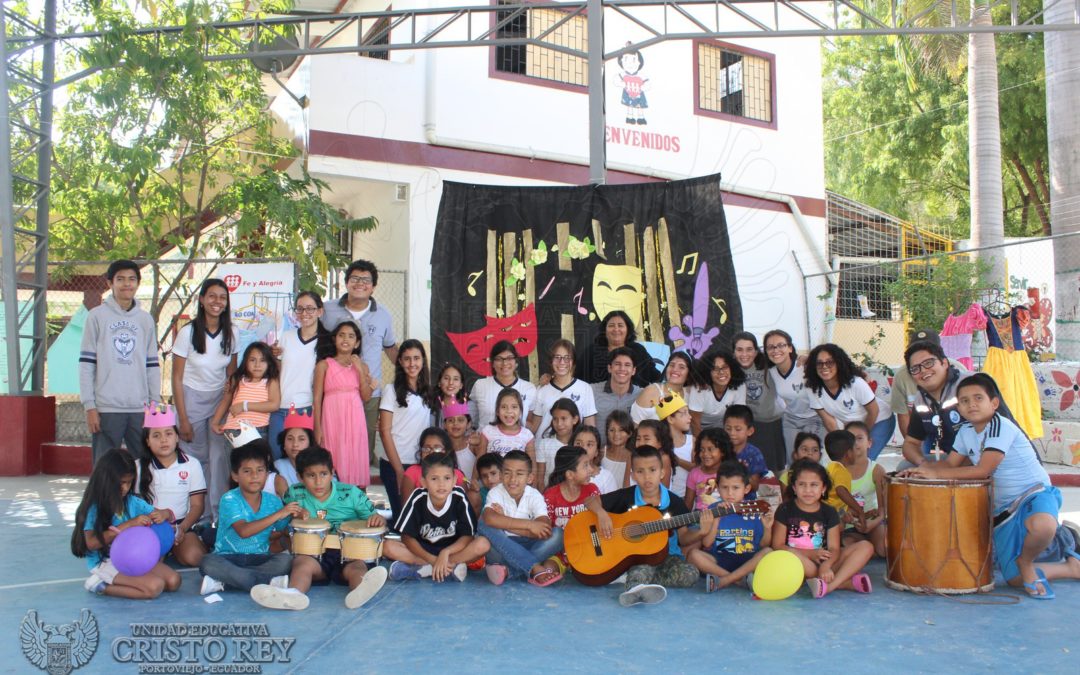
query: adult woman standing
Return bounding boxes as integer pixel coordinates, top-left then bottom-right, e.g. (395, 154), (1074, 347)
(631, 352), (701, 423)
(171, 279), (238, 519)
(467, 341), (537, 430)
(577, 310), (661, 387)
(732, 331), (786, 474)
(268, 291), (324, 460)
(763, 329), (825, 463)
(804, 343), (879, 438)
(688, 348), (746, 436)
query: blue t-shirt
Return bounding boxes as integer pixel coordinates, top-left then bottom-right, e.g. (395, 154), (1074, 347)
(83, 494), (155, 570)
(737, 443), (768, 499)
(214, 488), (288, 554)
(709, 511), (765, 566)
(951, 413), (1050, 513)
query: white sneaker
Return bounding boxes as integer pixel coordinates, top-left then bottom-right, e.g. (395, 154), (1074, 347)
(452, 563), (468, 582)
(619, 583), (667, 607)
(608, 573), (628, 585)
(200, 575), (224, 596)
(250, 585), (309, 611)
(83, 572), (106, 594)
(345, 566), (388, 609)
(269, 575), (289, 589)
(417, 564), (434, 578)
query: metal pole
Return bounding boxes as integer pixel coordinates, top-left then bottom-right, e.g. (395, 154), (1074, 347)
(587, 0), (606, 184)
(0, 7), (23, 393)
(30, 0), (56, 392)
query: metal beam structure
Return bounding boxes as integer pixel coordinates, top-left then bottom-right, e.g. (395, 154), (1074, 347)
(3, 0), (1080, 394)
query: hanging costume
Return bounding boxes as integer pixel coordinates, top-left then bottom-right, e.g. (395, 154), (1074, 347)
(982, 306), (1042, 439)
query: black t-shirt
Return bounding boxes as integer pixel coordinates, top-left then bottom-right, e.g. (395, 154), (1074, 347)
(394, 487), (476, 553)
(601, 486), (690, 555)
(773, 501), (840, 550)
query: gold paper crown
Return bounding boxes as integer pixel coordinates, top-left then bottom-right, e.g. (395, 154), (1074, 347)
(654, 392), (687, 420)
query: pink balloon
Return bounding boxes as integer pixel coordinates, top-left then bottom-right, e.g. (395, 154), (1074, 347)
(111, 526), (160, 577)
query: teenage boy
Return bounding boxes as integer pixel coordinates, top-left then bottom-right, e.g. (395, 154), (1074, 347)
(590, 347), (640, 444)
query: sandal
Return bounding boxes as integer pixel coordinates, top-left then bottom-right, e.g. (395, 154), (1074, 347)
(805, 578), (827, 599)
(1023, 569), (1054, 600)
(527, 566), (563, 587)
(851, 573), (873, 594)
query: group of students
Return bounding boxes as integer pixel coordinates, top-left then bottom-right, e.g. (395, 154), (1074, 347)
(74, 258), (1080, 607)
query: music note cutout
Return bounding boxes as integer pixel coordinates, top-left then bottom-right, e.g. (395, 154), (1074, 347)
(573, 288), (588, 315)
(712, 297), (728, 324)
(466, 271), (483, 297)
(675, 252), (699, 275)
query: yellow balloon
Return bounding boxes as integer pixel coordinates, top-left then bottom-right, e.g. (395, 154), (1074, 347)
(752, 550), (805, 600)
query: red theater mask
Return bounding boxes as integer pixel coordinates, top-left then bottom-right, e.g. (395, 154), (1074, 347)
(447, 304), (538, 376)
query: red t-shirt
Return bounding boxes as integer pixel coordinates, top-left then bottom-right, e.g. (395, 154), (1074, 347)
(543, 482), (600, 528)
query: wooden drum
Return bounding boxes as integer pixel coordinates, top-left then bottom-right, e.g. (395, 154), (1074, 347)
(339, 521), (387, 563)
(885, 476), (994, 594)
(290, 518), (331, 557)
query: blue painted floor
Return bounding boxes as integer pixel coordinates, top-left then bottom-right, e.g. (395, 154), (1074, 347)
(2, 476), (1078, 673)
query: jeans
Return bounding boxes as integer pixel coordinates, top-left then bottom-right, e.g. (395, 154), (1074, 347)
(199, 552), (293, 591)
(868, 415), (897, 460)
(477, 523), (564, 579)
(267, 406), (312, 461)
(92, 412), (145, 465)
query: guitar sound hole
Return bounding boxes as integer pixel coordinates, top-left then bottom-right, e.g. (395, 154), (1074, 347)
(623, 521), (646, 542)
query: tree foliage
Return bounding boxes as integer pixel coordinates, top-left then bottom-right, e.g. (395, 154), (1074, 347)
(885, 254), (992, 330)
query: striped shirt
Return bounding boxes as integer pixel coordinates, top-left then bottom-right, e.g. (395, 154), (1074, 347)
(224, 377), (271, 429)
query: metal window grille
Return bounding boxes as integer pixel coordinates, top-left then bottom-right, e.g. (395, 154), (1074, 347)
(698, 43), (771, 122)
(495, 1), (587, 86)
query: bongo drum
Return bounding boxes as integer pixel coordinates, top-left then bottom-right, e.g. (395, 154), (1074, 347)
(290, 518), (331, 557)
(885, 476), (994, 594)
(339, 521), (387, 563)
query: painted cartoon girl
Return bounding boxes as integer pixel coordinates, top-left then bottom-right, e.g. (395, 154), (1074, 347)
(617, 43), (648, 125)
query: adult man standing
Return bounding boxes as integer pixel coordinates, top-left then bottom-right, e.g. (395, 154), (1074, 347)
(322, 260), (399, 457)
(590, 347), (640, 444)
(79, 260), (161, 464)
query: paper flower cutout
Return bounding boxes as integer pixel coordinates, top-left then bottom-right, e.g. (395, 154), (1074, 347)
(563, 235), (596, 260)
(505, 258), (527, 286)
(529, 241), (549, 267)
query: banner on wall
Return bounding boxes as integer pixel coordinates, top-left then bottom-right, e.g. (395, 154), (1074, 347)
(429, 173), (742, 380)
(218, 262), (296, 355)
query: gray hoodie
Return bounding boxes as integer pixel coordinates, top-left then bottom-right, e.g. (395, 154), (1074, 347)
(78, 296), (161, 413)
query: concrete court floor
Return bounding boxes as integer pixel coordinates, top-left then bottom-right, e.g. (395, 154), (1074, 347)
(1, 472), (1079, 674)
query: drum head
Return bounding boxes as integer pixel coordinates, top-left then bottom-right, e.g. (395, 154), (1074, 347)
(340, 520), (386, 536)
(292, 518), (330, 532)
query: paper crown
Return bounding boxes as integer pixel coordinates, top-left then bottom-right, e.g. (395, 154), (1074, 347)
(654, 392), (687, 421)
(227, 422), (264, 448)
(282, 405), (314, 431)
(143, 403), (177, 429)
(442, 401), (470, 418)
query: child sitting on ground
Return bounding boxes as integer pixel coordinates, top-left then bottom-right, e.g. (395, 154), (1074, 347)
(199, 440), (300, 597)
(574, 425), (619, 494)
(477, 450), (564, 586)
(688, 461), (773, 592)
(770, 459), (873, 598)
(631, 419), (675, 488)
(385, 453), (490, 582)
(842, 421), (887, 557)
(823, 430), (865, 528)
(779, 432), (822, 487)
(250, 446), (388, 611)
(603, 410), (635, 488)
(724, 405), (767, 498)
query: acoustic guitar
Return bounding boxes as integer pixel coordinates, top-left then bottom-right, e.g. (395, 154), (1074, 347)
(564, 499), (770, 586)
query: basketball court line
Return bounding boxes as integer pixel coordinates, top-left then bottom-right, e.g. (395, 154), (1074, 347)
(0, 567), (198, 591)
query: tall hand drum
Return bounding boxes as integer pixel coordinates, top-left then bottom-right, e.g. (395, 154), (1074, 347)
(885, 476), (994, 594)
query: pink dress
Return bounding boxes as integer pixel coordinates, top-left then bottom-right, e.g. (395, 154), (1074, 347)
(321, 358), (369, 486)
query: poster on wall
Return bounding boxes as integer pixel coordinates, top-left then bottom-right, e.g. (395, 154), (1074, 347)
(429, 173), (742, 381)
(218, 262), (296, 355)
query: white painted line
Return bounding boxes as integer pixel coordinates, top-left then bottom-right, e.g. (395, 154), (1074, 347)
(0, 568), (199, 591)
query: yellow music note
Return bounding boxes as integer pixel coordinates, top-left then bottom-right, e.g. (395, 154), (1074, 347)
(712, 297), (728, 324)
(466, 271), (483, 297)
(675, 252), (699, 275)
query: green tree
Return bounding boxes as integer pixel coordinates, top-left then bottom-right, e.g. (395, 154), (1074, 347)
(49, 0), (376, 329)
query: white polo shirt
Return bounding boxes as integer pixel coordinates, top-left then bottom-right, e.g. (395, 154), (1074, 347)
(145, 451), (207, 521)
(531, 378), (598, 439)
(278, 328), (319, 409)
(469, 376), (537, 429)
(483, 483), (547, 526)
(379, 383), (435, 463)
(687, 385), (746, 429)
(808, 377), (876, 425)
(172, 324), (239, 392)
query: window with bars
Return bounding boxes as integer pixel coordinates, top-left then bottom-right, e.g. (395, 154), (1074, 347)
(360, 12), (391, 61)
(494, 1), (587, 87)
(696, 41), (774, 126)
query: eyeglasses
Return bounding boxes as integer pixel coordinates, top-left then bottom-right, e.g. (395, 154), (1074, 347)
(816, 360), (837, 370)
(712, 365), (731, 374)
(552, 355), (573, 363)
(493, 355), (517, 364)
(420, 445), (446, 453)
(347, 276), (374, 286)
(908, 357), (939, 375)
(765, 343), (790, 352)
(294, 306), (319, 314)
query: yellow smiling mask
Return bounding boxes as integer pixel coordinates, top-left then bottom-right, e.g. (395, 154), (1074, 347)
(592, 264), (644, 328)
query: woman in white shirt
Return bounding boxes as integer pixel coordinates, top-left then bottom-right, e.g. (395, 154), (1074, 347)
(763, 329), (825, 464)
(378, 338), (435, 520)
(631, 352), (702, 423)
(269, 291), (324, 460)
(528, 339), (597, 439)
(468, 340), (536, 429)
(688, 348), (747, 435)
(804, 343), (879, 432)
(171, 279), (238, 519)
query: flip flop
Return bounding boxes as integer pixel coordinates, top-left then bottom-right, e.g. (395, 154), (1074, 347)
(805, 578), (827, 599)
(1023, 569), (1054, 600)
(851, 573), (873, 594)
(528, 566), (563, 587)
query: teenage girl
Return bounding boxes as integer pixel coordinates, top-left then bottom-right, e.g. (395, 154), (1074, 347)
(528, 340), (597, 438)
(477, 387), (536, 464)
(631, 352), (700, 423)
(779, 432), (823, 486)
(684, 427), (736, 509)
(379, 339), (435, 518)
(543, 446), (602, 529)
(137, 405), (207, 567)
(573, 426), (618, 494)
(536, 398), (581, 488)
(73, 449), (181, 598)
(770, 459), (874, 598)
(269, 291), (325, 459)
(213, 341), (281, 441)
(314, 320), (374, 486)
(602, 410), (634, 488)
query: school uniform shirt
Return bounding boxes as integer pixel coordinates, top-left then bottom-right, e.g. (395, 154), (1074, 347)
(455, 448), (476, 483)
(774, 501), (840, 550)
(590, 465), (619, 495)
(808, 377), (876, 425)
(543, 483), (600, 528)
(172, 324), (240, 392)
(283, 481), (376, 530)
(145, 450), (207, 521)
(278, 328), (319, 409)
(601, 485), (690, 556)
(214, 488), (288, 554)
(274, 458), (299, 488)
(687, 385), (746, 429)
(83, 494), (155, 570)
(737, 444), (768, 500)
(743, 366), (783, 423)
(768, 363), (816, 421)
(536, 435), (566, 472)
(951, 413), (1051, 513)
(709, 512), (766, 567)
(483, 483), (547, 533)
(531, 378), (597, 440)
(395, 487), (476, 552)
(670, 434), (695, 498)
(480, 424), (534, 457)
(379, 383), (435, 463)
(469, 377), (537, 429)
(824, 461), (853, 513)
